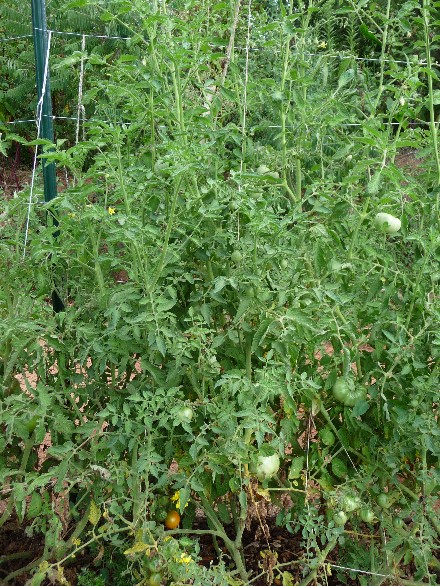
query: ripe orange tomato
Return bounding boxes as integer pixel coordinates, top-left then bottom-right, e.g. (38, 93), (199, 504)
(164, 510), (180, 529)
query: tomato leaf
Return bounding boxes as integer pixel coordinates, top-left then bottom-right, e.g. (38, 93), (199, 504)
(179, 486), (190, 513)
(352, 400), (370, 417)
(234, 298), (251, 323)
(251, 318), (274, 352)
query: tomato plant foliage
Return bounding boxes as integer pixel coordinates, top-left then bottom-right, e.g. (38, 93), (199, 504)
(0, 0), (439, 584)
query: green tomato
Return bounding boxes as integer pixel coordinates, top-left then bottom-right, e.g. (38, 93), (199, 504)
(332, 378), (366, 407)
(342, 495), (361, 513)
(254, 452), (280, 481)
(334, 510), (348, 526)
(374, 212), (401, 234)
(177, 407), (193, 424)
(360, 508), (375, 523)
(280, 258), (288, 270)
(257, 164), (271, 175)
(320, 427), (335, 447)
(377, 493), (391, 509)
(393, 517), (405, 530)
(231, 250), (243, 264)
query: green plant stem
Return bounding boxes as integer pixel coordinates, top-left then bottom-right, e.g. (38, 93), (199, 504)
(319, 402), (364, 462)
(206, 259), (215, 282)
(404, 253), (429, 331)
(211, 535), (223, 560)
(279, 29), (297, 205)
(199, 494), (249, 583)
(230, 493), (240, 535)
(422, 0), (440, 203)
(187, 366), (204, 402)
(58, 375), (85, 420)
(115, 140), (131, 216)
(297, 537), (338, 586)
(53, 501), (92, 560)
(295, 157), (302, 202)
(3, 554), (46, 584)
(400, 580), (435, 586)
(0, 551), (33, 564)
(87, 225), (105, 297)
(131, 439), (141, 525)
(150, 175), (183, 290)
(348, 195), (371, 259)
(245, 336), (252, 380)
(347, 332), (363, 379)
(397, 483), (440, 536)
(371, 0), (392, 116)
(168, 528), (224, 539)
(52, 526), (132, 571)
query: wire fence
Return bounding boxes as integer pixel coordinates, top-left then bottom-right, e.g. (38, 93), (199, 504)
(0, 25), (435, 131)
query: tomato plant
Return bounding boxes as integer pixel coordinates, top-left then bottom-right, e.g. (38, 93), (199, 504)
(1, 2), (438, 584)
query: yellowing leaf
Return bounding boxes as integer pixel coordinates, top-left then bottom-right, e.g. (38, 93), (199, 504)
(88, 500), (101, 526)
(123, 542), (150, 556)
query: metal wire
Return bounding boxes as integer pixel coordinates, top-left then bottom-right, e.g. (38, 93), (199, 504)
(1, 27), (427, 66)
(0, 34), (33, 43)
(34, 27), (131, 40)
(328, 564), (394, 579)
(75, 35), (86, 145)
(3, 115), (437, 129)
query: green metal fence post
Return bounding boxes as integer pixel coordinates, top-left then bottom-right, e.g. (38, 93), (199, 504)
(31, 0), (57, 202)
(31, 0), (64, 312)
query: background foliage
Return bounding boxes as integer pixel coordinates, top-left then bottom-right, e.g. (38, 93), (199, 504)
(1, 0), (439, 585)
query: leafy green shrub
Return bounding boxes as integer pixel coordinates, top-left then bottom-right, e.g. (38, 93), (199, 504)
(1, 1), (439, 585)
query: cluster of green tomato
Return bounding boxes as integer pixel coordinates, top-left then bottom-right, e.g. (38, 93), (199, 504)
(331, 489), (398, 527)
